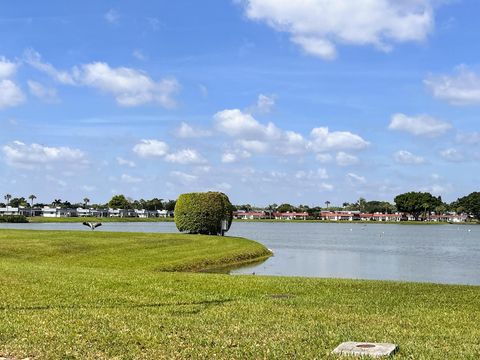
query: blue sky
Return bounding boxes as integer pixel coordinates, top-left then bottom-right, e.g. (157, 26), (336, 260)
(1, 0), (479, 206)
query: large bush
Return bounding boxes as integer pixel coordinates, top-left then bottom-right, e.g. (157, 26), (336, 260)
(174, 192), (234, 235)
(0, 215), (28, 223)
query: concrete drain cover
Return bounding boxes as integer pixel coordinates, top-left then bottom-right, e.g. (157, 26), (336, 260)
(332, 342), (398, 357)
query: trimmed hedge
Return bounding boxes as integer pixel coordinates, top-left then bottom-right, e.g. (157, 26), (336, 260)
(174, 192), (234, 235)
(0, 215), (28, 223)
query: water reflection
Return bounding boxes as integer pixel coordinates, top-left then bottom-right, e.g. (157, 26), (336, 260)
(0, 221), (479, 285)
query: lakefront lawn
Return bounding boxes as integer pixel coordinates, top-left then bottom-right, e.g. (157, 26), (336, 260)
(0, 229), (479, 359)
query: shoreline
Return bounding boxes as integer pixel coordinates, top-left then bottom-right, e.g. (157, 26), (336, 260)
(25, 216), (478, 225)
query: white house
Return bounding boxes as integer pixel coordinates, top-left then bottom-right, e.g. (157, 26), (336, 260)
(42, 207), (77, 218)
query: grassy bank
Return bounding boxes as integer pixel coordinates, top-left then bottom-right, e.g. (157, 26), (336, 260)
(0, 230), (479, 359)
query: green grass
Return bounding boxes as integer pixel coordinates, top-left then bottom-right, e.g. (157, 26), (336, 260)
(1, 229), (479, 359)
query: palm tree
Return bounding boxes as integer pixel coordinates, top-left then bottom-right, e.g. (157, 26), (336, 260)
(325, 200), (330, 210)
(83, 197), (90, 208)
(4, 194), (12, 207)
(28, 194), (36, 208)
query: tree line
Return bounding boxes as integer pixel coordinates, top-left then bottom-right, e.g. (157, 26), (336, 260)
(1, 194), (177, 212)
(235, 191), (480, 220)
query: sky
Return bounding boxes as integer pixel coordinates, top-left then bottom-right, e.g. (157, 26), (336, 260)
(0, 0), (479, 207)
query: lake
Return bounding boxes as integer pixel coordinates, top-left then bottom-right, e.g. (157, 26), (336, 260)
(1, 221), (479, 285)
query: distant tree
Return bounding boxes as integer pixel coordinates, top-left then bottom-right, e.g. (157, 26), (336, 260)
(4, 194), (12, 206)
(52, 199), (62, 207)
(452, 192), (480, 219)
(394, 192), (443, 220)
(144, 198), (164, 211)
(163, 200), (176, 212)
(83, 198), (90, 208)
(364, 200), (395, 214)
(9, 197), (28, 208)
(108, 195), (131, 209)
(277, 203), (295, 213)
(28, 194), (37, 208)
(235, 204), (253, 212)
(324, 200), (331, 209)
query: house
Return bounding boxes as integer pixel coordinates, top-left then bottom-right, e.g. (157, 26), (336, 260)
(360, 213), (402, 222)
(320, 211), (360, 221)
(233, 211), (271, 220)
(42, 207), (77, 217)
(157, 210), (174, 218)
(274, 212), (309, 220)
(429, 214), (467, 223)
(77, 208), (109, 217)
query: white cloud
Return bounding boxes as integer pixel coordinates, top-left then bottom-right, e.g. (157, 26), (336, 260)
(214, 108), (281, 140)
(221, 150), (251, 163)
(116, 157), (136, 167)
(165, 149), (207, 165)
(242, 0), (434, 60)
(105, 9), (120, 24)
(78, 62), (180, 107)
(24, 49), (180, 108)
(121, 174), (142, 183)
(46, 175), (67, 188)
(255, 94), (275, 113)
(24, 49), (76, 85)
(176, 122), (211, 138)
(440, 148), (464, 162)
(319, 182), (334, 191)
(27, 80), (58, 102)
(425, 65), (480, 105)
(309, 127), (369, 151)
(336, 152), (358, 166)
(393, 150), (425, 165)
(388, 113), (451, 137)
(0, 56), (18, 79)
(0, 80), (24, 109)
(132, 139), (169, 158)
(346, 172), (366, 185)
(2, 141), (87, 169)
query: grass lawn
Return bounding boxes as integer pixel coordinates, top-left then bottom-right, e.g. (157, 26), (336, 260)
(0, 230), (479, 359)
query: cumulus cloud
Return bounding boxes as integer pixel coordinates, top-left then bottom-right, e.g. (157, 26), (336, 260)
(315, 153), (333, 163)
(176, 122), (211, 138)
(132, 139), (169, 158)
(388, 113), (451, 137)
(425, 65), (480, 105)
(78, 62), (180, 107)
(0, 56), (18, 79)
(241, 0), (434, 59)
(440, 148), (464, 162)
(309, 127), (369, 152)
(27, 80), (58, 102)
(393, 150), (425, 165)
(336, 152), (359, 166)
(2, 141), (87, 169)
(215, 108), (367, 158)
(0, 80), (25, 109)
(165, 149), (207, 165)
(24, 49), (180, 107)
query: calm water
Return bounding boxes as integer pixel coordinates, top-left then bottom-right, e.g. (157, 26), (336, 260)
(1, 221), (479, 285)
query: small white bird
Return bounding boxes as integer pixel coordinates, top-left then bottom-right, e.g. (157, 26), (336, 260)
(82, 222), (102, 230)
